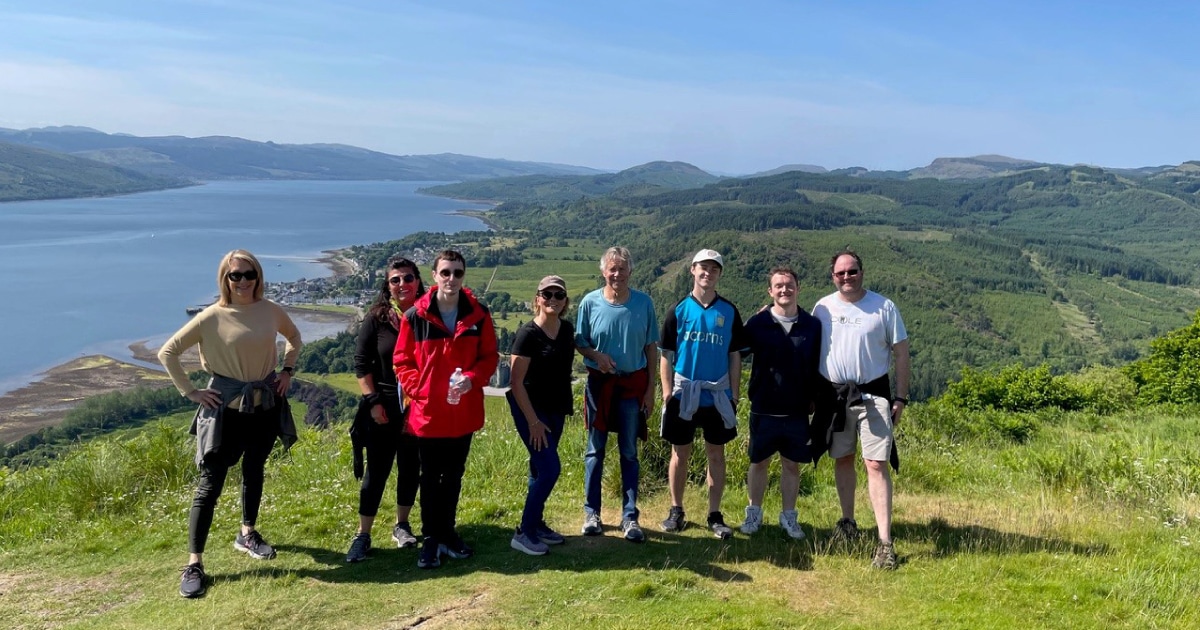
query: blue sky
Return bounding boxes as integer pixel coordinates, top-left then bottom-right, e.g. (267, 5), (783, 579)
(2, 0), (1198, 173)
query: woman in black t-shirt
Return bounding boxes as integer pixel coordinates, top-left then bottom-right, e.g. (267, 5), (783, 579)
(507, 275), (576, 555)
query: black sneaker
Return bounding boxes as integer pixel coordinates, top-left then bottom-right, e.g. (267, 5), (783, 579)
(391, 521), (418, 548)
(417, 536), (441, 569)
(872, 541), (898, 570)
(439, 532), (474, 559)
(179, 563), (206, 598)
(707, 511), (733, 540)
(832, 517), (860, 542)
(234, 530), (277, 559)
(661, 506), (685, 532)
(621, 518), (645, 543)
(536, 521), (566, 545)
(345, 532), (371, 563)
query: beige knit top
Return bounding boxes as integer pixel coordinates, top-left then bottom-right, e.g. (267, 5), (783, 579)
(158, 299), (302, 406)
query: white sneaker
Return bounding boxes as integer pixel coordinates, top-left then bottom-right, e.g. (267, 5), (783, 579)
(740, 505), (763, 535)
(779, 509), (805, 539)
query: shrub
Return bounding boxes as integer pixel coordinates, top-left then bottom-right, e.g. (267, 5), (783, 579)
(1126, 310), (1200, 405)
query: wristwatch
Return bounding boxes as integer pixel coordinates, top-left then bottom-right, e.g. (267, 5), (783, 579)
(282, 366), (294, 374)
(893, 396), (908, 405)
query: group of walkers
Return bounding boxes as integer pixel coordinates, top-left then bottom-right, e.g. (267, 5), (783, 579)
(161, 244), (910, 599)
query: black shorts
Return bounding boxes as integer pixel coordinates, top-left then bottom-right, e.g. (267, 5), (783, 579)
(747, 412), (811, 464)
(660, 396), (738, 446)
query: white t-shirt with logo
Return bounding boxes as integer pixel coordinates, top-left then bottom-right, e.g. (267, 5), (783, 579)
(812, 290), (907, 385)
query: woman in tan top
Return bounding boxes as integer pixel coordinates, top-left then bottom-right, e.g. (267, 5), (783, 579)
(158, 249), (302, 599)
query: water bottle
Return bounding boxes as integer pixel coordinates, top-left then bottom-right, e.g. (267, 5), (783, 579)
(447, 368), (465, 405)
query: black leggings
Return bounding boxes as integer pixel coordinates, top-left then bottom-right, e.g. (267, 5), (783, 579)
(416, 434), (473, 540)
(359, 401), (421, 517)
(188, 405), (279, 554)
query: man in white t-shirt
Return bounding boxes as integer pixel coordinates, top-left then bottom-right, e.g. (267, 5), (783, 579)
(812, 250), (910, 571)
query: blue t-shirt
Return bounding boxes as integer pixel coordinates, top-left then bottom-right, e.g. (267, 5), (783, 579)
(574, 289), (660, 374)
(660, 294), (748, 407)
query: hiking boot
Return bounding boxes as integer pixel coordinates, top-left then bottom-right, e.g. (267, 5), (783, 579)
(179, 563), (207, 598)
(439, 532), (474, 559)
(872, 541), (898, 570)
(621, 518), (645, 543)
(707, 511), (733, 540)
(511, 527), (549, 556)
(779, 509), (806, 540)
(417, 536), (441, 569)
(391, 521), (418, 548)
(661, 506), (685, 532)
(581, 512), (603, 536)
(234, 530), (277, 560)
(740, 505), (763, 535)
(536, 521), (566, 545)
(345, 532), (371, 563)
(832, 517), (860, 542)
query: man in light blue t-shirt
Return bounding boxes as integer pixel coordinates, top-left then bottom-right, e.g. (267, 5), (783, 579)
(575, 246), (659, 543)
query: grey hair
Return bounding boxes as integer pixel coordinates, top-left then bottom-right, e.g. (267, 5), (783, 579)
(599, 246), (634, 272)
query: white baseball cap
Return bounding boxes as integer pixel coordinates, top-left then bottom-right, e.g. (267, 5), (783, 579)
(691, 248), (724, 268)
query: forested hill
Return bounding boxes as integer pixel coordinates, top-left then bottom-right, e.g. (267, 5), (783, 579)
(419, 160), (720, 203)
(0, 126), (603, 182)
(0, 141), (188, 202)
(460, 163), (1200, 398)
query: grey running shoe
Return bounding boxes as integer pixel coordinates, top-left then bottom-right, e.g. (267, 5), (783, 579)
(391, 521), (418, 548)
(511, 528), (549, 556)
(661, 506), (685, 532)
(179, 563), (206, 598)
(872, 541), (898, 570)
(234, 530), (277, 559)
(345, 532), (371, 563)
(581, 512), (603, 536)
(832, 517), (860, 542)
(536, 521), (566, 545)
(779, 509), (806, 540)
(439, 532), (474, 559)
(621, 518), (645, 543)
(740, 505), (763, 535)
(707, 511), (733, 540)
(418, 536), (441, 569)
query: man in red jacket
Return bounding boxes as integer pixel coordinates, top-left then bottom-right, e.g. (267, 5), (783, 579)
(394, 250), (499, 569)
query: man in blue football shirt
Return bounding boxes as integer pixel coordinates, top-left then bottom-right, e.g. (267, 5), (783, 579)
(658, 249), (748, 539)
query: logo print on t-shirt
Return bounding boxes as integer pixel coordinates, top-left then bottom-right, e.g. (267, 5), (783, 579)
(716, 315), (725, 327)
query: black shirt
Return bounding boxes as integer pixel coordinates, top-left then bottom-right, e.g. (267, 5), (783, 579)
(354, 314), (399, 387)
(511, 319), (575, 414)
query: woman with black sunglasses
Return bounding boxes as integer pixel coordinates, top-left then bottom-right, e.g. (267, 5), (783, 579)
(344, 256), (426, 562)
(159, 249), (302, 598)
(507, 275), (575, 555)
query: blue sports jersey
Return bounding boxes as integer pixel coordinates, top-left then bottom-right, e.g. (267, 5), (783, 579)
(660, 294), (748, 407)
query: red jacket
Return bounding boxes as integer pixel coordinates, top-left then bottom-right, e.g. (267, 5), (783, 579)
(394, 288), (499, 438)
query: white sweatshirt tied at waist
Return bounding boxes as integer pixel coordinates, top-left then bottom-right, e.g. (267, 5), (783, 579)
(672, 372), (737, 429)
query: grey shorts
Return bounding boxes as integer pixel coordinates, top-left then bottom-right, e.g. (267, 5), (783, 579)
(828, 395), (893, 461)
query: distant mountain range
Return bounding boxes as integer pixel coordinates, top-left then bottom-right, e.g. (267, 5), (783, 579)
(0, 141), (186, 202)
(0, 126), (604, 183)
(420, 160), (721, 203)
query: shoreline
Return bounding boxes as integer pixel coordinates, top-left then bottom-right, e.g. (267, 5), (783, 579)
(0, 262), (359, 445)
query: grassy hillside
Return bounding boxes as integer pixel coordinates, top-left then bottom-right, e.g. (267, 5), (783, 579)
(2, 395), (1199, 628)
(0, 141), (187, 202)
(420, 161), (720, 204)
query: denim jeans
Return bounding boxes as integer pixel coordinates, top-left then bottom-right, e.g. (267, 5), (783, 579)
(508, 396), (565, 540)
(583, 396), (640, 521)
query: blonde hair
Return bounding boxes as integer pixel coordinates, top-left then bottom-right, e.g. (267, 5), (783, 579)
(216, 249), (266, 306)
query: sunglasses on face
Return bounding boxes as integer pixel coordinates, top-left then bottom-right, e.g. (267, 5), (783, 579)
(227, 270), (259, 282)
(833, 269), (860, 278)
(539, 289), (567, 301)
(438, 268), (465, 279)
(389, 274), (417, 285)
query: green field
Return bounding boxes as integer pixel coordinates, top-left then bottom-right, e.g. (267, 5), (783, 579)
(2, 396), (1199, 629)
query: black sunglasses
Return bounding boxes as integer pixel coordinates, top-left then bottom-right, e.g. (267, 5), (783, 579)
(438, 268), (465, 278)
(539, 289), (567, 300)
(833, 269), (860, 278)
(227, 270), (259, 282)
(389, 273), (417, 285)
